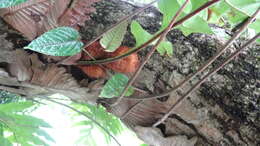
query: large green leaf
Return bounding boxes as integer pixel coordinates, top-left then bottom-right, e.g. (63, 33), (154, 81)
(100, 74), (134, 98)
(209, 1), (230, 24)
(178, 15), (213, 36)
(224, 8), (248, 27)
(131, 21), (173, 56)
(100, 21), (128, 52)
(190, 0), (209, 20)
(158, 0), (181, 28)
(225, 0), (260, 19)
(131, 21), (153, 46)
(0, 0), (27, 8)
(25, 27), (83, 56)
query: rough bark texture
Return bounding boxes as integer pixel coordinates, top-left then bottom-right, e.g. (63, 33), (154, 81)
(0, 0), (259, 145)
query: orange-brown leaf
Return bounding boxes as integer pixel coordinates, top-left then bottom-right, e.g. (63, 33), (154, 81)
(82, 41), (107, 60)
(78, 65), (106, 78)
(105, 46), (139, 73)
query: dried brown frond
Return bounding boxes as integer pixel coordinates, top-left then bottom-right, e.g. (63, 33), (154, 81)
(58, 0), (100, 29)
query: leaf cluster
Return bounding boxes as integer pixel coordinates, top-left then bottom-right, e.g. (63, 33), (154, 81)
(71, 103), (125, 146)
(0, 101), (54, 146)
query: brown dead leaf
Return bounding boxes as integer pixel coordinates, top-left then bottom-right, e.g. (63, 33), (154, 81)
(58, 0), (100, 29)
(0, 0), (52, 40)
(0, 0), (99, 40)
(109, 98), (170, 127)
(134, 126), (197, 146)
(8, 50), (32, 81)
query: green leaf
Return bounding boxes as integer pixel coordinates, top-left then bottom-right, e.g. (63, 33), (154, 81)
(178, 16), (213, 36)
(9, 114), (51, 128)
(0, 0), (27, 8)
(0, 101), (34, 113)
(225, 9), (248, 27)
(209, 1), (230, 24)
(177, 0), (192, 14)
(158, 0), (181, 28)
(225, 0), (260, 19)
(249, 20), (260, 33)
(157, 41), (173, 56)
(0, 136), (12, 146)
(100, 73), (134, 98)
(100, 21), (128, 52)
(25, 27), (83, 56)
(131, 21), (173, 56)
(131, 21), (153, 46)
(210, 1), (230, 17)
(190, 0), (208, 20)
(36, 129), (55, 142)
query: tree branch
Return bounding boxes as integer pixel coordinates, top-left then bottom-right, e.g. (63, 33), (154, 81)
(153, 31), (260, 127)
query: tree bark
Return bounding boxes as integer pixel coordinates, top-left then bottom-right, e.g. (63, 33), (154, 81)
(0, 0), (259, 145)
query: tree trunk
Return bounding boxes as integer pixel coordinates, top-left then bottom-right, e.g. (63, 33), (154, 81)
(0, 0), (259, 145)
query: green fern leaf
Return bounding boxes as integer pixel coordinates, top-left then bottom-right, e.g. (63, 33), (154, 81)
(0, 0), (27, 8)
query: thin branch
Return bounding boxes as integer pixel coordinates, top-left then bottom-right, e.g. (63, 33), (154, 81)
(126, 7), (260, 101)
(153, 32), (260, 127)
(121, 100), (142, 119)
(77, 0), (221, 65)
(39, 97), (122, 146)
(111, 0), (191, 107)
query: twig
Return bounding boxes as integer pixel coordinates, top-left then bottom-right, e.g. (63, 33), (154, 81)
(110, 0), (191, 107)
(126, 7), (260, 101)
(39, 97), (122, 146)
(121, 100), (142, 119)
(77, 0), (221, 65)
(153, 32), (260, 127)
